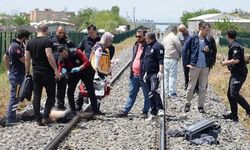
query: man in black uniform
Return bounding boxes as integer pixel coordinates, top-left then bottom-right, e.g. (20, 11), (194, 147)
(78, 24), (115, 59)
(57, 45), (102, 115)
(25, 24), (61, 126)
(221, 30), (250, 121)
(143, 32), (165, 120)
(4, 29), (31, 126)
(50, 26), (76, 110)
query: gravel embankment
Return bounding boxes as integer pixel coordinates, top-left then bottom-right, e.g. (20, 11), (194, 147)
(166, 64), (250, 150)
(58, 54), (159, 150)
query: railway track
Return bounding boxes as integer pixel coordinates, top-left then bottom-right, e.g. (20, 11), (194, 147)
(0, 46), (167, 150)
(44, 61), (132, 150)
(42, 61), (167, 150)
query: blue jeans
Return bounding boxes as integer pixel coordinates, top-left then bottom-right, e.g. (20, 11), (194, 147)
(164, 58), (178, 95)
(7, 74), (24, 123)
(123, 76), (150, 113)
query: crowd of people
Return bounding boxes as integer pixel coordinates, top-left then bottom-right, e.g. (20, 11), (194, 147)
(4, 24), (115, 126)
(116, 21), (250, 122)
(3, 21), (250, 127)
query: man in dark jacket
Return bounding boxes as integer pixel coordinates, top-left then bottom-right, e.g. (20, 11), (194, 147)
(143, 32), (165, 120)
(221, 30), (250, 121)
(50, 26), (76, 110)
(78, 24), (115, 59)
(182, 22), (214, 113)
(178, 24), (192, 90)
(79, 24), (100, 59)
(115, 29), (150, 118)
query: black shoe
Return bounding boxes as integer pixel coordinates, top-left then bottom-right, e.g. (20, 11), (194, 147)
(141, 112), (148, 119)
(36, 120), (45, 126)
(94, 110), (105, 116)
(223, 114), (239, 122)
(115, 111), (128, 118)
(184, 104), (190, 112)
(42, 118), (53, 125)
(198, 107), (205, 113)
(246, 109), (250, 116)
(57, 105), (67, 110)
(76, 107), (82, 112)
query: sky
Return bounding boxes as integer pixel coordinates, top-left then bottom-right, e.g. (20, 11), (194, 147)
(1, 0), (250, 22)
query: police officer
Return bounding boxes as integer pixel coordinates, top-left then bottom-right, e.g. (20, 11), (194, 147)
(143, 32), (165, 121)
(57, 45), (104, 115)
(221, 30), (250, 121)
(4, 29), (31, 126)
(50, 26), (76, 110)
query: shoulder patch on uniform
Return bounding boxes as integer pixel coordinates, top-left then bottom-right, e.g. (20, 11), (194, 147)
(16, 49), (21, 54)
(160, 49), (164, 54)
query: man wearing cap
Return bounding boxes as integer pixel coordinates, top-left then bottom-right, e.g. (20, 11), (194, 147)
(4, 29), (31, 126)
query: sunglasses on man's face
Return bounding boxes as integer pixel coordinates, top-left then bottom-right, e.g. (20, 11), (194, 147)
(135, 35), (142, 38)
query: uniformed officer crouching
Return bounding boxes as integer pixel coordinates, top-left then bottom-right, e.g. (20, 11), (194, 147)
(57, 45), (104, 115)
(221, 29), (250, 122)
(3, 29), (31, 126)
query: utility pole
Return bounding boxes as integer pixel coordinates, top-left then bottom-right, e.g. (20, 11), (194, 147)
(132, 7), (136, 29)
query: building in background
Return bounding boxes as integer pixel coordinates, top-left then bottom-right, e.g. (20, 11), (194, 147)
(28, 8), (75, 22)
(188, 13), (250, 31)
(30, 20), (76, 32)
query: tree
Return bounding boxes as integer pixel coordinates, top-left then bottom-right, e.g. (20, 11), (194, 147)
(70, 6), (128, 32)
(13, 14), (30, 26)
(111, 6), (120, 16)
(181, 8), (221, 26)
(0, 13), (13, 26)
(213, 18), (238, 32)
(69, 8), (96, 31)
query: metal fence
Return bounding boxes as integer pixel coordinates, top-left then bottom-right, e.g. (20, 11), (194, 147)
(0, 27), (139, 62)
(219, 37), (250, 48)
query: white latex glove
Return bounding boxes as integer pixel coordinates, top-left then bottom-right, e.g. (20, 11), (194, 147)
(143, 72), (147, 83)
(157, 72), (163, 81)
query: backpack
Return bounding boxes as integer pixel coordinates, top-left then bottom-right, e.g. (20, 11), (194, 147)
(18, 75), (33, 102)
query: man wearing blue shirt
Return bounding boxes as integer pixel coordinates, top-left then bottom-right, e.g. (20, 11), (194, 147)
(182, 22), (214, 113)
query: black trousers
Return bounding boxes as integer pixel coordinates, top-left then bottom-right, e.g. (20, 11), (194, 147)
(56, 77), (67, 107)
(183, 64), (190, 90)
(67, 66), (98, 112)
(33, 72), (56, 121)
(227, 73), (250, 118)
(146, 73), (164, 115)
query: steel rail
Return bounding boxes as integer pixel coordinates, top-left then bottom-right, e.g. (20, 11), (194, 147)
(44, 61), (131, 150)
